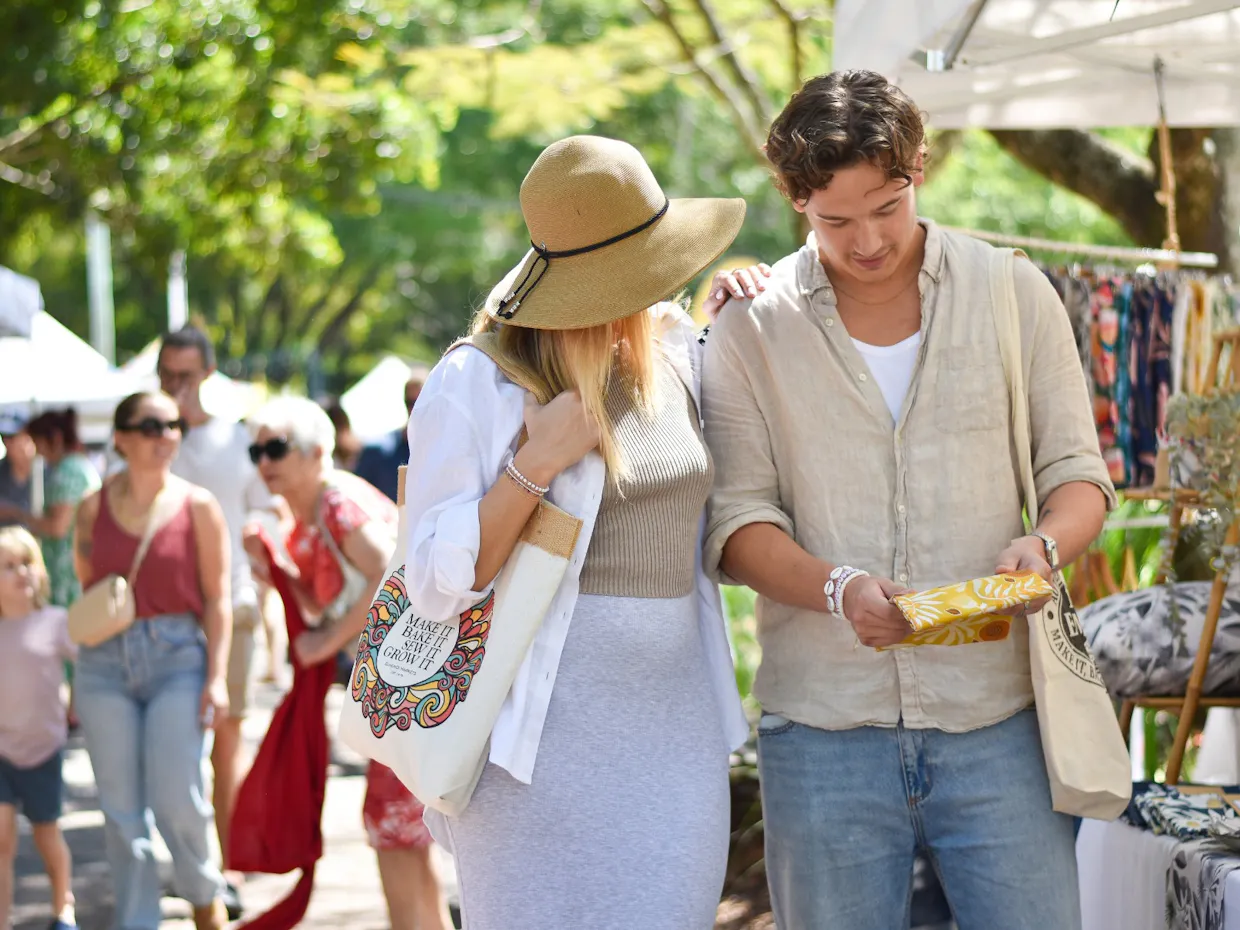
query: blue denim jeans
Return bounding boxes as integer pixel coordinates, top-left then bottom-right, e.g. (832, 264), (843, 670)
(757, 708), (1081, 930)
(75, 615), (223, 930)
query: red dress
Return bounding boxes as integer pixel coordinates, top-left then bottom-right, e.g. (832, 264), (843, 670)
(288, 473), (433, 851)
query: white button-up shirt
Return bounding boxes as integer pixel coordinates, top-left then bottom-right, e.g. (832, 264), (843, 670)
(404, 304), (750, 784)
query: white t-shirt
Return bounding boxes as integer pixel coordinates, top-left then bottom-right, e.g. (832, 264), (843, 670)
(852, 333), (921, 423)
(171, 417), (276, 608)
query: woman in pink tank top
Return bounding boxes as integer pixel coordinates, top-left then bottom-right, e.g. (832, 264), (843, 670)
(71, 391), (232, 930)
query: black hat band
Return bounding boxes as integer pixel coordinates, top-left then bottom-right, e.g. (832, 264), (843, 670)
(495, 199), (671, 320)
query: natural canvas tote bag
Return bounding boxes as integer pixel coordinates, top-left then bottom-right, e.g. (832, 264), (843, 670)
(338, 340), (583, 815)
(989, 247), (1132, 820)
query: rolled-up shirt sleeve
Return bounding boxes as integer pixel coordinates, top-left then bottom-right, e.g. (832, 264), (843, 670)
(1016, 257), (1118, 511)
(403, 360), (497, 621)
(701, 304), (795, 585)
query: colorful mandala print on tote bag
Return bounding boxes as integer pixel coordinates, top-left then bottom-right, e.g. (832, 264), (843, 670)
(351, 566), (493, 735)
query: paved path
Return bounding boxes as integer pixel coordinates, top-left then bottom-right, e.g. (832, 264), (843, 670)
(11, 675), (458, 930)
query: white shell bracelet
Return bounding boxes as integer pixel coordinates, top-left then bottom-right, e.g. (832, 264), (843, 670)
(824, 565), (869, 619)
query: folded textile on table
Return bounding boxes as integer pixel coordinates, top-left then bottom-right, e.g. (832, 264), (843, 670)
(1134, 785), (1240, 841)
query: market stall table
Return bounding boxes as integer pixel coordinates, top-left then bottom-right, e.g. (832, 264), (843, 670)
(1078, 817), (1240, 930)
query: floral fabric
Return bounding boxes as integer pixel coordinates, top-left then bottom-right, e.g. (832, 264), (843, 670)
(1168, 841), (1240, 930)
(1134, 785), (1240, 842)
(287, 472), (396, 611)
(1081, 583), (1240, 698)
(363, 761), (433, 851)
(885, 571), (1052, 649)
(43, 453), (101, 607)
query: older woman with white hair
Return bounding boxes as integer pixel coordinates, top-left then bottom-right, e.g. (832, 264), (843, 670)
(242, 396), (451, 930)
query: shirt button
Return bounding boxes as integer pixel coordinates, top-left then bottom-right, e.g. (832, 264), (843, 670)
(826, 318), (835, 327)
(858, 372), (868, 382)
(898, 505), (906, 514)
(900, 573), (909, 582)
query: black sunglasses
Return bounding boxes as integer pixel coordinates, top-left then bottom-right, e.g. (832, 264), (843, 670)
(248, 437), (294, 465)
(118, 417), (188, 439)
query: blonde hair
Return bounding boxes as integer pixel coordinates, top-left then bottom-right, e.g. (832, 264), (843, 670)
(0, 526), (50, 612)
(469, 307), (659, 482)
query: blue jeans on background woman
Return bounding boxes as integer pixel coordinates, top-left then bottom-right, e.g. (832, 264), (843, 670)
(75, 615), (223, 930)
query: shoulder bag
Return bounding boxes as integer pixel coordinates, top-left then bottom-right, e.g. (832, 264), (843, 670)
(337, 336), (583, 815)
(989, 247), (1132, 820)
(68, 483), (179, 647)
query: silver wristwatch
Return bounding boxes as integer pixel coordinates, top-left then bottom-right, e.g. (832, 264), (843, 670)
(1030, 530), (1060, 572)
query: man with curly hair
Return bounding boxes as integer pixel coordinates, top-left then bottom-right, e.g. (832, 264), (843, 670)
(701, 70), (1115, 929)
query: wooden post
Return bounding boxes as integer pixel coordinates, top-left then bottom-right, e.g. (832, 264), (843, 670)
(1154, 57), (1182, 265)
(1166, 516), (1240, 783)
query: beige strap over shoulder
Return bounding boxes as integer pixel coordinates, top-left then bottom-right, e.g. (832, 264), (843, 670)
(988, 247), (1039, 525)
(448, 333), (554, 406)
(126, 481), (184, 586)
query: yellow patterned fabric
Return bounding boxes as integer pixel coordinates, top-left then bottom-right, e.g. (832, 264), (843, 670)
(881, 571), (1054, 650)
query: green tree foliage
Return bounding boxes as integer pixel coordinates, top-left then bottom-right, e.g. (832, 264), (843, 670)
(918, 129), (1135, 257)
(0, 0), (1183, 393)
(1, 0), (441, 381)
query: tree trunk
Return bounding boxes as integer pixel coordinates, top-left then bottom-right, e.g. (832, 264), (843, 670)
(989, 127), (1240, 275)
(1213, 128), (1240, 276)
(1154, 128), (1230, 266)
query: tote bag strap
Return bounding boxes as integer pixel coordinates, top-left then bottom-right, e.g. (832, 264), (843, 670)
(125, 482), (180, 586)
(315, 492), (352, 574)
(314, 478), (386, 578)
(449, 333), (547, 449)
(988, 247), (1040, 526)
(448, 334), (554, 406)
(444, 333), (582, 547)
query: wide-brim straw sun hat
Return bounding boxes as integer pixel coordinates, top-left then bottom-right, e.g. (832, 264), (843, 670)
(484, 135), (746, 330)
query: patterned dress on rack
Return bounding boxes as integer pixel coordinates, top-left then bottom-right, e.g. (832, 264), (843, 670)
(1127, 281), (1158, 488)
(1090, 279), (1126, 486)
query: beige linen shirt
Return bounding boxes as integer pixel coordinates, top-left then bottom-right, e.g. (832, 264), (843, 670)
(702, 219), (1116, 733)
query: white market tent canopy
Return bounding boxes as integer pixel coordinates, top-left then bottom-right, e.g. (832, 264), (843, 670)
(833, 0), (1240, 128)
(340, 355), (420, 442)
(0, 311), (134, 410)
(0, 266), (42, 338)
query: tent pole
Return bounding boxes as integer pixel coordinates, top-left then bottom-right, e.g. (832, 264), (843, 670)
(941, 226), (1217, 269)
(963, 0), (1239, 67)
(1154, 57), (1183, 269)
(85, 210), (116, 365)
(167, 249), (189, 332)
(931, 0), (990, 71)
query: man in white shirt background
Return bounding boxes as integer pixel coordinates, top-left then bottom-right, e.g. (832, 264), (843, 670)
(157, 326), (282, 914)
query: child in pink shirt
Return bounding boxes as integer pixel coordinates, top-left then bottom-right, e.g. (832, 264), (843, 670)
(0, 526), (77, 930)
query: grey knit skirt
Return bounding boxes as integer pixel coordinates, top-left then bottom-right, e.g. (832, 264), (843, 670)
(433, 592), (731, 930)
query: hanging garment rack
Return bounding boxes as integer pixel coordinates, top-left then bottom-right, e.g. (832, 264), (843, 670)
(942, 226), (1219, 269)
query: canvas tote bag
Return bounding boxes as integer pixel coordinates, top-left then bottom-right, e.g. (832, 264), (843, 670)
(989, 247), (1132, 820)
(338, 337), (583, 815)
(68, 483), (178, 647)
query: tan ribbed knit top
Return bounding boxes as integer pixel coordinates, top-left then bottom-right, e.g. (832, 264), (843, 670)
(579, 356), (713, 598)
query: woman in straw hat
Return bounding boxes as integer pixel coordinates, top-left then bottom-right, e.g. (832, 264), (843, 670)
(403, 135), (752, 928)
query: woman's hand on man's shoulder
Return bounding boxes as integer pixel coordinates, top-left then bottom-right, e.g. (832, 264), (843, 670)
(702, 263), (773, 322)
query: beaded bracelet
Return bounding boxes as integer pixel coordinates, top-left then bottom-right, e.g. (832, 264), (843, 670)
(504, 459), (549, 498)
(824, 565), (869, 619)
